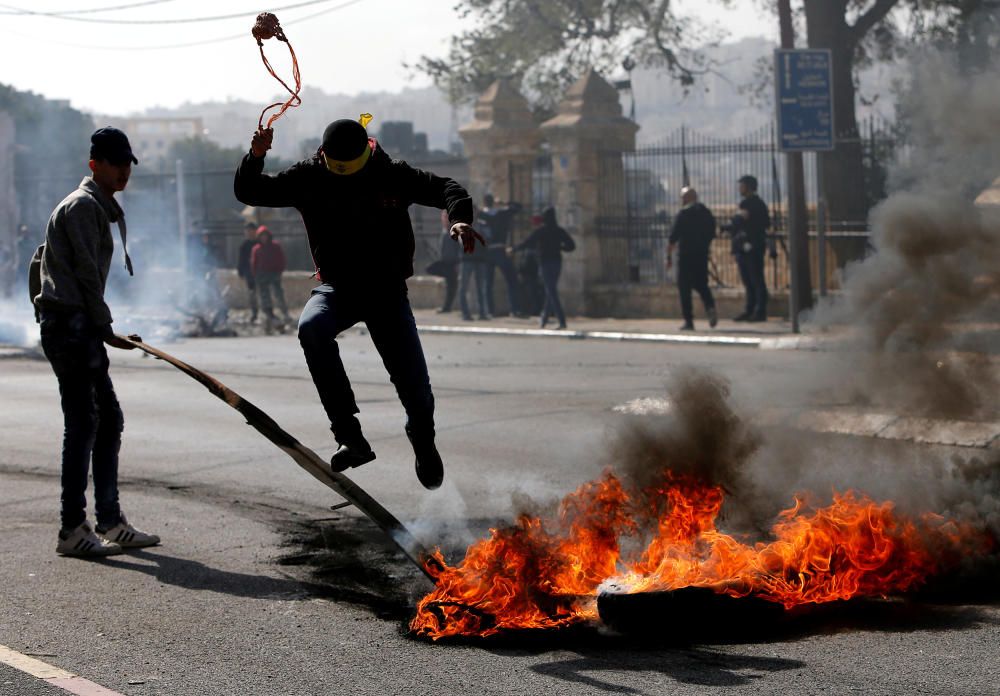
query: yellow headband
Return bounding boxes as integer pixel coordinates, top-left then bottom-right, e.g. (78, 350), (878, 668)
(324, 112), (374, 175)
(324, 145), (371, 175)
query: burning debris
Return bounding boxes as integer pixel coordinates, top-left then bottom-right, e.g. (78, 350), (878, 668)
(410, 375), (997, 641)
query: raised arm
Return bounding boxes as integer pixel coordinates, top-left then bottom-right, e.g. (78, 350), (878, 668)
(233, 127), (301, 208)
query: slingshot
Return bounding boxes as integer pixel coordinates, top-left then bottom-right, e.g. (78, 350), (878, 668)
(252, 12), (302, 130)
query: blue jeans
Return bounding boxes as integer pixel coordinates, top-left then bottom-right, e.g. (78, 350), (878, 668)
(539, 257), (566, 327)
(39, 311), (123, 531)
(297, 283), (434, 441)
(459, 260), (489, 319)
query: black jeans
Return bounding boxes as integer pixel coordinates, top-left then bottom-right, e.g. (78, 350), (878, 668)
(677, 257), (715, 324)
(459, 260), (489, 319)
(539, 257), (566, 327)
(736, 248), (768, 317)
(440, 265), (458, 312)
(484, 246), (520, 315)
(39, 311), (123, 531)
(297, 283), (435, 442)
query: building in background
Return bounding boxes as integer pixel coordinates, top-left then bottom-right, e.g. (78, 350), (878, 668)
(104, 116), (205, 165)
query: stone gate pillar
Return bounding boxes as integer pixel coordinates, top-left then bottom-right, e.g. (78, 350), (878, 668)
(459, 80), (542, 204)
(540, 70), (638, 316)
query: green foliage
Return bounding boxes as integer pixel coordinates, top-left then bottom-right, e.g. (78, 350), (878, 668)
(412, 0), (721, 114)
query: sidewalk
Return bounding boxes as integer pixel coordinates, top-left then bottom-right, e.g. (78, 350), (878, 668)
(412, 309), (797, 348)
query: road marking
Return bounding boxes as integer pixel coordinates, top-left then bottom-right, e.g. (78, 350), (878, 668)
(0, 644), (127, 696)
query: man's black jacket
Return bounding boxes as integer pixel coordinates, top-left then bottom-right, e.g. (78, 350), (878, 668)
(234, 141), (474, 288)
(669, 202), (716, 262)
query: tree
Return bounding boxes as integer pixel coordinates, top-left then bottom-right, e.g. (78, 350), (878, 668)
(767, 2), (988, 249)
(412, 0), (720, 117)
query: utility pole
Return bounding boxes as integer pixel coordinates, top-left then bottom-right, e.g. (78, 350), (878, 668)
(777, 0), (813, 332)
(176, 159), (188, 304)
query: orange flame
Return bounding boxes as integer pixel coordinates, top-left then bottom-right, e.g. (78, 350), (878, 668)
(411, 471), (990, 640)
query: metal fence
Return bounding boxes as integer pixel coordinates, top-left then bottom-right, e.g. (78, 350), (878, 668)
(596, 118), (898, 289)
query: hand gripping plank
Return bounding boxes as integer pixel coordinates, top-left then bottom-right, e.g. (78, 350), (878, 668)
(122, 336), (439, 583)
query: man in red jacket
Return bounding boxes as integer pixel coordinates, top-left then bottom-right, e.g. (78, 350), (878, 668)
(250, 225), (289, 325)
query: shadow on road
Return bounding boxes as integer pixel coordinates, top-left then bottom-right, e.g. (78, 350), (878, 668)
(101, 548), (331, 600)
(529, 648), (804, 691)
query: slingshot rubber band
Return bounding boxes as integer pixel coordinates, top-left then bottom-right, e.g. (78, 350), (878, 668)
(252, 12), (302, 129)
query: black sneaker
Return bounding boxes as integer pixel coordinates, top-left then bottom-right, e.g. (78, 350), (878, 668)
(679, 322), (694, 331)
(330, 435), (376, 473)
(406, 430), (443, 490)
(708, 307), (718, 328)
(733, 312), (751, 322)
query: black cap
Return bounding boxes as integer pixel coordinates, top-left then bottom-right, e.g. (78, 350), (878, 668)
(321, 119), (368, 160)
(738, 174), (758, 190)
(90, 127), (138, 165)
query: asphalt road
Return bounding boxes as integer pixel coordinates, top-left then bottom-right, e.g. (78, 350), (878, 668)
(1, 331), (997, 696)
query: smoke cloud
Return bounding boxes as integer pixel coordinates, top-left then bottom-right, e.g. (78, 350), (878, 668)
(814, 53), (1000, 419)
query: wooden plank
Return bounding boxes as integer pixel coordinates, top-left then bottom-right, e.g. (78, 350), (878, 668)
(122, 335), (439, 583)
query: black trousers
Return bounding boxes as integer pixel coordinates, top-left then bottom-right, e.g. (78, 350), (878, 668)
(677, 257), (715, 324)
(39, 311), (124, 531)
(735, 248), (768, 317)
(440, 265), (458, 311)
(297, 283), (434, 442)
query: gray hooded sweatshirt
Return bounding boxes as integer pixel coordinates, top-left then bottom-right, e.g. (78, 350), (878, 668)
(33, 177), (130, 333)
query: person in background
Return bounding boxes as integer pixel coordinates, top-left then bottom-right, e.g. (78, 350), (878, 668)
(429, 209), (459, 313)
(237, 221), (260, 323)
(250, 225), (290, 326)
(515, 207), (575, 329)
(459, 208), (491, 321)
(31, 127), (159, 557)
(731, 174), (771, 322)
(478, 193), (523, 317)
(667, 186), (718, 331)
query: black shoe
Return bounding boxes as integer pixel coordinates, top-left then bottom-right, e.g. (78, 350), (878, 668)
(679, 322), (694, 331)
(733, 313), (751, 322)
(748, 314), (767, 323)
(461, 314), (474, 321)
(406, 430), (443, 490)
(330, 435), (376, 473)
(707, 307), (718, 328)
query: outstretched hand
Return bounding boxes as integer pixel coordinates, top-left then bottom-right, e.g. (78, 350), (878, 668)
(250, 127), (274, 158)
(450, 222), (486, 254)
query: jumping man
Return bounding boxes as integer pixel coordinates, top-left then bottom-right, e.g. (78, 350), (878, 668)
(234, 116), (483, 489)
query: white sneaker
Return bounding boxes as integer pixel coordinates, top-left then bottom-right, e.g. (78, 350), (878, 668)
(57, 522), (123, 557)
(97, 517), (160, 548)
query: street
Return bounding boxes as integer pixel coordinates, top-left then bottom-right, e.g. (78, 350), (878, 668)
(1, 329), (997, 696)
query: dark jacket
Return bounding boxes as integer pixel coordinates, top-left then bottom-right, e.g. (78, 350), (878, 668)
(515, 208), (575, 263)
(237, 238), (256, 279)
(669, 202), (716, 262)
(478, 202), (522, 247)
(738, 194), (771, 251)
(234, 141), (474, 288)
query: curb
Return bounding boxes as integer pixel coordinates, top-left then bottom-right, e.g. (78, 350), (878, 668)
(613, 397), (1000, 450)
(416, 324), (763, 347)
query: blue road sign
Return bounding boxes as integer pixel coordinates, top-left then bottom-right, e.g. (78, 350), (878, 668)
(775, 49), (834, 151)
